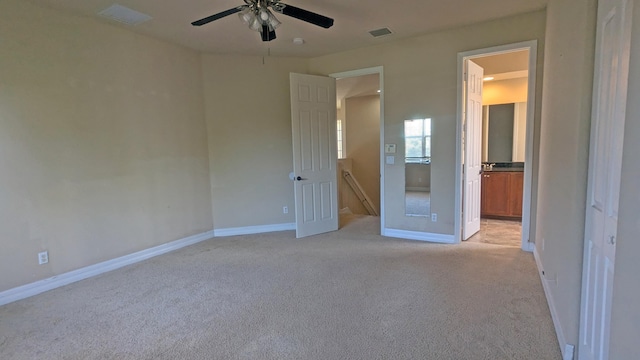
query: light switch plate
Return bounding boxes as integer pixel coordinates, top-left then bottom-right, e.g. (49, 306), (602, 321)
(384, 144), (397, 153)
(386, 156), (395, 165)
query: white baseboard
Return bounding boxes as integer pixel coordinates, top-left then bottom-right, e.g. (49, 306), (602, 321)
(0, 222), (298, 307)
(213, 223), (295, 237)
(0, 230), (215, 307)
(522, 241), (535, 252)
(383, 228), (455, 244)
(533, 247), (570, 359)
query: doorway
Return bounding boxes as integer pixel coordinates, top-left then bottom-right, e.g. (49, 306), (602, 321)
(455, 41), (538, 251)
(330, 67), (384, 229)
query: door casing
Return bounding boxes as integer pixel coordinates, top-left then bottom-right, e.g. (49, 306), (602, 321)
(329, 66), (385, 231)
(454, 40), (538, 251)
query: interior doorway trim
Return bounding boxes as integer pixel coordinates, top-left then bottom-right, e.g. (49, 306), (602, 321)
(329, 66), (385, 231)
(454, 40), (538, 251)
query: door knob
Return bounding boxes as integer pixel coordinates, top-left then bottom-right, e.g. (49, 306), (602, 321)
(296, 176), (307, 181)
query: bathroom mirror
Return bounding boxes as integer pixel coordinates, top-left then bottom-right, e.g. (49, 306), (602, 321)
(405, 119), (431, 216)
(482, 103), (527, 163)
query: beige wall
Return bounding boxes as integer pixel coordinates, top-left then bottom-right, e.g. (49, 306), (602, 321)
(309, 11), (546, 234)
(534, 0), (597, 351)
(610, 1), (640, 357)
(344, 95), (380, 214)
(483, 77), (529, 105)
(201, 55), (308, 229)
(0, 1), (213, 291)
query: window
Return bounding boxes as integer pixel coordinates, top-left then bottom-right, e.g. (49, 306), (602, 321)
(337, 119), (345, 159)
(405, 118), (431, 164)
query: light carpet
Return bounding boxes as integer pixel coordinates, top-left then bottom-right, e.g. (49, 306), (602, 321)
(0, 215), (560, 359)
(405, 191), (431, 216)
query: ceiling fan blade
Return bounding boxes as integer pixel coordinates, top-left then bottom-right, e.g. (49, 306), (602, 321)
(191, 7), (243, 26)
(279, 4), (334, 29)
(261, 25), (277, 42)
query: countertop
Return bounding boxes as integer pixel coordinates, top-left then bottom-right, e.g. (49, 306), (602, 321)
(482, 162), (524, 172)
(484, 168), (524, 172)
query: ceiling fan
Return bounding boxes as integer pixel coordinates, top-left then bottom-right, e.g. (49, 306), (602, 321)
(191, 0), (334, 42)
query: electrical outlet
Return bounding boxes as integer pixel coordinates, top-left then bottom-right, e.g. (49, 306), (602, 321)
(431, 213), (437, 222)
(283, 206), (288, 214)
(38, 251), (48, 265)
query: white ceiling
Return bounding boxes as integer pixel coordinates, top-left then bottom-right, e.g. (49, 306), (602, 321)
(31, 0), (548, 58)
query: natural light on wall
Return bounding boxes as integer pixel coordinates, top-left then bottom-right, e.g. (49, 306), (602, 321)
(337, 119), (344, 159)
(405, 118), (431, 164)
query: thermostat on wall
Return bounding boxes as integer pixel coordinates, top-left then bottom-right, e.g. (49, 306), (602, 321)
(385, 144), (397, 153)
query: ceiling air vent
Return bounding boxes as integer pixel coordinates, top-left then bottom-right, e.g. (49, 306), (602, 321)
(369, 27), (393, 38)
(98, 4), (152, 26)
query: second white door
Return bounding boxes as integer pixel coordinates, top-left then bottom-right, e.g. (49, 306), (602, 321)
(463, 60), (484, 240)
(579, 0), (633, 358)
(290, 73), (338, 238)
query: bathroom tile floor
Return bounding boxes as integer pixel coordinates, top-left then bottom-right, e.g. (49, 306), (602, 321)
(466, 218), (522, 247)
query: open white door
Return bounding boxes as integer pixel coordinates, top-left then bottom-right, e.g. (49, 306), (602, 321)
(579, 0), (633, 358)
(290, 73), (338, 238)
(462, 60), (484, 240)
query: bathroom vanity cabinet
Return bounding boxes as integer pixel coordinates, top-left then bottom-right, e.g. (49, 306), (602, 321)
(481, 171), (523, 219)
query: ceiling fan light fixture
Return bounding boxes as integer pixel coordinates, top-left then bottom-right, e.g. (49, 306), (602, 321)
(237, 7), (253, 25)
(267, 11), (281, 29)
(259, 8), (270, 21)
(191, 0), (334, 42)
(238, 5), (280, 32)
(249, 17), (262, 31)
(271, 1), (285, 13)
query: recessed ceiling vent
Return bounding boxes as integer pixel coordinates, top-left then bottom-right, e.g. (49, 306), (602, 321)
(98, 4), (152, 26)
(369, 27), (393, 38)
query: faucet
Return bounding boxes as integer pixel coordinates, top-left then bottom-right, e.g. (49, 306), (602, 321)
(483, 163), (495, 171)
